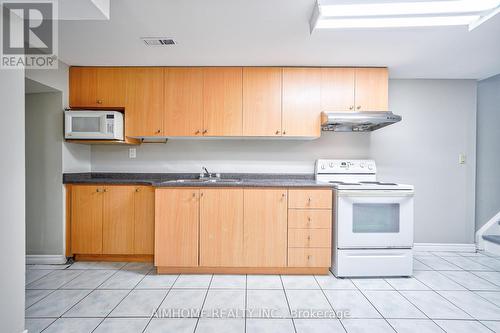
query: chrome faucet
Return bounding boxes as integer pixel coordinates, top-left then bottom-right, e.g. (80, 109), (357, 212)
(202, 166), (211, 179)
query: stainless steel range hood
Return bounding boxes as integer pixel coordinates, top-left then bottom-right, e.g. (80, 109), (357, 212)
(321, 112), (402, 132)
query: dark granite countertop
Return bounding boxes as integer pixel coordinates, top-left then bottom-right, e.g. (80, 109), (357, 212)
(63, 173), (334, 188)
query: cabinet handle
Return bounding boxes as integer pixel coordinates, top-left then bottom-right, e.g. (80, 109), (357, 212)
(192, 192), (196, 198)
(275, 130), (280, 135)
(200, 192), (204, 197)
(349, 106), (354, 110)
(282, 193), (286, 198)
(135, 188), (140, 192)
(96, 100), (103, 104)
(96, 188), (100, 193)
(203, 129), (208, 134)
(155, 129), (161, 134)
(103, 188), (107, 192)
(307, 255), (312, 260)
(195, 130), (200, 134)
(307, 235), (311, 241)
(357, 105), (361, 110)
(308, 197), (312, 202)
(283, 131), (286, 135)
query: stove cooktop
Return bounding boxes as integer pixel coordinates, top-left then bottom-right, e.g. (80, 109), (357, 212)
(324, 181), (414, 191)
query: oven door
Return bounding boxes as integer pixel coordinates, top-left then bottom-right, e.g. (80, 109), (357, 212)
(65, 112), (113, 139)
(336, 190), (414, 249)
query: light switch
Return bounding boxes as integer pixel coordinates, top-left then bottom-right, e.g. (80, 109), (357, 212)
(129, 148), (136, 159)
(459, 153), (466, 164)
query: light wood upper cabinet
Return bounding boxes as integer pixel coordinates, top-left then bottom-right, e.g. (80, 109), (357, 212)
(243, 67), (282, 136)
(125, 68), (164, 137)
(243, 189), (288, 267)
(321, 68), (356, 111)
(133, 186), (155, 255)
(71, 185), (103, 254)
(282, 68), (322, 137)
(164, 67), (204, 136)
(102, 186), (135, 255)
(155, 189), (200, 267)
(69, 67), (126, 108)
(203, 67), (243, 136)
(354, 68), (389, 112)
(199, 188), (244, 267)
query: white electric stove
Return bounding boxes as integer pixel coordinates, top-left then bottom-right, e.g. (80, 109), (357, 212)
(315, 159), (415, 277)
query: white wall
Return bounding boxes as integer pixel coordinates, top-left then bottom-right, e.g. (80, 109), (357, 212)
(0, 69), (26, 332)
(372, 80), (477, 244)
(26, 62), (91, 173)
(25, 62), (91, 258)
(91, 79), (478, 244)
(25, 92), (64, 255)
(476, 73), (500, 230)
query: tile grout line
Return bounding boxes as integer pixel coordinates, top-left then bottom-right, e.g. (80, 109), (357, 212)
(279, 275), (297, 333)
(192, 274), (214, 333)
(140, 273), (181, 333)
(312, 275), (348, 333)
(349, 279), (397, 333)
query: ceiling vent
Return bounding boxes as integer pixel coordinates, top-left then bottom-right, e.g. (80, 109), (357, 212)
(141, 38), (176, 46)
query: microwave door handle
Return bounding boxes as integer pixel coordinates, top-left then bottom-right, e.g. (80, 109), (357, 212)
(100, 114), (108, 135)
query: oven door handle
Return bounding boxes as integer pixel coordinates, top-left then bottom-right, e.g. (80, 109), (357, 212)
(337, 190), (414, 197)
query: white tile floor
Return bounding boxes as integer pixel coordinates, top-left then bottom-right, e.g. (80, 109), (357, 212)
(25, 252), (500, 333)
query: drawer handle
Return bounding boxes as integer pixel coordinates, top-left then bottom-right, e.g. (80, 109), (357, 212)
(135, 188), (140, 192)
(307, 255), (312, 260)
(308, 197), (312, 203)
(307, 236), (311, 241)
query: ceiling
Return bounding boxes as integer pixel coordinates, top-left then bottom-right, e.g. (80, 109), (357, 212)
(58, 0), (500, 79)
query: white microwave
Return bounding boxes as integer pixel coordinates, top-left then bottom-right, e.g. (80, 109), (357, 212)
(65, 110), (124, 140)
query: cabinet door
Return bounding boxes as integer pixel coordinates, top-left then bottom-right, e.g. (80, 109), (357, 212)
(354, 68), (388, 112)
(203, 67), (243, 136)
(69, 67), (98, 107)
(102, 186), (135, 254)
(96, 67), (127, 107)
(69, 67), (126, 108)
(71, 185), (103, 254)
(164, 67), (204, 136)
(125, 67), (164, 137)
(243, 189), (288, 267)
(134, 186), (155, 255)
(243, 67), (282, 136)
(155, 189), (199, 267)
(200, 188), (244, 267)
(282, 68), (321, 137)
(321, 68), (355, 112)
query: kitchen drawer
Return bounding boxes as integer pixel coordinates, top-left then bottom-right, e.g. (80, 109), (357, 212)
(288, 229), (331, 248)
(288, 248), (331, 267)
(288, 189), (332, 209)
(288, 209), (332, 229)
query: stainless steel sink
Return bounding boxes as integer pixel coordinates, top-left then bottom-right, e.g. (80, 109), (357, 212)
(160, 178), (242, 184)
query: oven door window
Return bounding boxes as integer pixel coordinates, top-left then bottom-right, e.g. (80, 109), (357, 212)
(352, 203), (400, 233)
(71, 117), (100, 132)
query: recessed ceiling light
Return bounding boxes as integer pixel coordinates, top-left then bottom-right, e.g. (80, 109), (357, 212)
(316, 15), (480, 29)
(310, 0), (500, 31)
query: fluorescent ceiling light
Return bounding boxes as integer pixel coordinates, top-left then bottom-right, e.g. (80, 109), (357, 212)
(310, 0), (500, 31)
(316, 15), (480, 29)
(319, 0), (500, 17)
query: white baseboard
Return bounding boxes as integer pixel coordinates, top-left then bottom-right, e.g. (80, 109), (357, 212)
(26, 255), (67, 265)
(413, 243), (476, 252)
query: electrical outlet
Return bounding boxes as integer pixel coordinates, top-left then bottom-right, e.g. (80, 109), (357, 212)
(459, 153), (466, 164)
(129, 148), (136, 159)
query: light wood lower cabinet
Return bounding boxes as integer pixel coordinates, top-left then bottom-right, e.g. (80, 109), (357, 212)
(200, 188), (244, 267)
(155, 189), (199, 267)
(71, 186), (104, 254)
(103, 186), (135, 254)
(69, 185), (155, 257)
(154, 187), (332, 273)
(243, 189), (288, 267)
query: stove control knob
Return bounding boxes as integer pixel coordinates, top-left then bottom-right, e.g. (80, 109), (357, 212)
(321, 164), (325, 170)
(368, 165), (373, 171)
(329, 162), (334, 168)
(360, 163), (365, 168)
